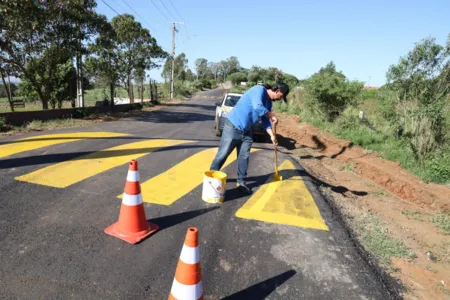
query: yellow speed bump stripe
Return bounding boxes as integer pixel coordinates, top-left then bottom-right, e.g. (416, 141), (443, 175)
(121, 147), (261, 205)
(235, 159), (329, 231)
(15, 139), (193, 188)
(0, 132), (129, 158)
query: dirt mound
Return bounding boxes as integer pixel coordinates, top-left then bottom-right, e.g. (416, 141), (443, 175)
(276, 113), (450, 212)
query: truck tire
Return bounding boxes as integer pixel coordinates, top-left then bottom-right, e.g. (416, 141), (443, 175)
(215, 117), (222, 137)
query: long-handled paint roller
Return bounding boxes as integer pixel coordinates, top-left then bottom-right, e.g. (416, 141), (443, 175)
(273, 125), (282, 182)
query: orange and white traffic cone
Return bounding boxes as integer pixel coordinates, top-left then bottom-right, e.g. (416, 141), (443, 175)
(168, 227), (203, 300)
(105, 159), (159, 244)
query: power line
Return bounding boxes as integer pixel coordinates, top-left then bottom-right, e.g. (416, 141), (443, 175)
(101, 0), (120, 15)
(149, 0), (170, 21)
(167, 0), (184, 21)
(159, 0), (177, 20)
(167, 0), (190, 39)
(101, 0), (171, 54)
(122, 0), (157, 32)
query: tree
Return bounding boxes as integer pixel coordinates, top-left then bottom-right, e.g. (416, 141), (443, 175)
(18, 47), (77, 109)
(110, 14), (167, 103)
(218, 60), (231, 80)
(228, 72), (247, 85)
(226, 56), (240, 74)
(85, 21), (119, 109)
(195, 58), (209, 79)
(384, 35), (450, 160)
(305, 62), (364, 120)
(283, 73), (300, 89)
(135, 66), (146, 102)
(1, 0), (108, 109)
(208, 62), (220, 82)
(318, 61), (346, 79)
(0, 63), (15, 111)
(161, 53), (188, 82)
(185, 69), (196, 82)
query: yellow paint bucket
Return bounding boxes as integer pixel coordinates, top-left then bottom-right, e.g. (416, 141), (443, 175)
(202, 170), (227, 204)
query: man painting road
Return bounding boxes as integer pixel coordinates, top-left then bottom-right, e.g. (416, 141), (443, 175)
(210, 83), (290, 195)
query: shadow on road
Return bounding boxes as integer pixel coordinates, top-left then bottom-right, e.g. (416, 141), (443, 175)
(130, 110), (214, 124)
(0, 144), (211, 169)
(0, 135), (153, 146)
(161, 103), (217, 112)
(221, 270), (296, 299)
(224, 165), (368, 201)
(150, 207), (220, 231)
(0, 136), (224, 147)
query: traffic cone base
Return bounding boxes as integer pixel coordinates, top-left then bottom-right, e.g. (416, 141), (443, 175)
(105, 159), (159, 244)
(104, 219), (159, 245)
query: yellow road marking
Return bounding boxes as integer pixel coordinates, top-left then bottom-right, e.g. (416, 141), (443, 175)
(235, 159), (329, 231)
(15, 139), (193, 188)
(0, 132), (129, 158)
(121, 147), (261, 205)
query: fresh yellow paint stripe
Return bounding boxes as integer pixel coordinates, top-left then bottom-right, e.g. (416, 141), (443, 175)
(15, 139), (193, 188)
(0, 132), (129, 158)
(121, 147), (261, 205)
(235, 159), (329, 231)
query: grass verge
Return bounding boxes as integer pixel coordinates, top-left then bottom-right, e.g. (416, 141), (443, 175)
(354, 212), (416, 265)
(273, 99), (450, 185)
(430, 212), (450, 235)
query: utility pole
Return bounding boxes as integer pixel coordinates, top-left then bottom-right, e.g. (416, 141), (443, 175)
(170, 22), (183, 99)
(76, 24), (84, 108)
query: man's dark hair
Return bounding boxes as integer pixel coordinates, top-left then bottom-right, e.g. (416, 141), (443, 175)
(262, 82), (290, 102)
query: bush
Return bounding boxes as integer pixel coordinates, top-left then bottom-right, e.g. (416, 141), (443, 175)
(383, 36), (450, 161)
(304, 62), (364, 121)
(0, 117), (11, 132)
(174, 81), (197, 98)
(334, 106), (363, 129)
(200, 79), (211, 89)
(194, 81), (204, 91)
(228, 72), (247, 85)
(426, 149), (450, 184)
(360, 89), (377, 100)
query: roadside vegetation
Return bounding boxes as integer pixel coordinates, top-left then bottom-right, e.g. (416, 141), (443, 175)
(272, 35), (450, 185)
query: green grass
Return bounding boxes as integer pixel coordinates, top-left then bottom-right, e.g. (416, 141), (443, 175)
(430, 211), (450, 235)
(1, 116), (99, 133)
(371, 189), (387, 196)
(274, 93), (450, 185)
(401, 210), (429, 221)
(0, 86), (147, 113)
(339, 163), (355, 172)
(355, 212), (416, 264)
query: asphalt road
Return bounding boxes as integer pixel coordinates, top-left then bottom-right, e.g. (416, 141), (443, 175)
(0, 88), (391, 299)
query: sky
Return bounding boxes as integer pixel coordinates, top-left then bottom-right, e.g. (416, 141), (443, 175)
(94, 0), (450, 87)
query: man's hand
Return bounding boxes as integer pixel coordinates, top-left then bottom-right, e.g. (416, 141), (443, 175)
(270, 115), (278, 126)
(271, 135), (278, 149)
(265, 112), (278, 126)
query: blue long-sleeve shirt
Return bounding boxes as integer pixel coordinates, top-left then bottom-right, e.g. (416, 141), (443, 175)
(227, 85), (272, 132)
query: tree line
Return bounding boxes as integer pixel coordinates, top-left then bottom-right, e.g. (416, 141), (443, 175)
(160, 53), (300, 92)
(0, 0), (301, 112)
(1, 0), (167, 111)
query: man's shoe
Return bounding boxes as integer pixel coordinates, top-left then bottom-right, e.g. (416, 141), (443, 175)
(237, 183), (252, 195)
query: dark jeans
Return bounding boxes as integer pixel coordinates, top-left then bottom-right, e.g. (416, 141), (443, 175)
(210, 120), (253, 185)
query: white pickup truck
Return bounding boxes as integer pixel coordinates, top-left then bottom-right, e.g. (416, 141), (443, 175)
(213, 92), (266, 139)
